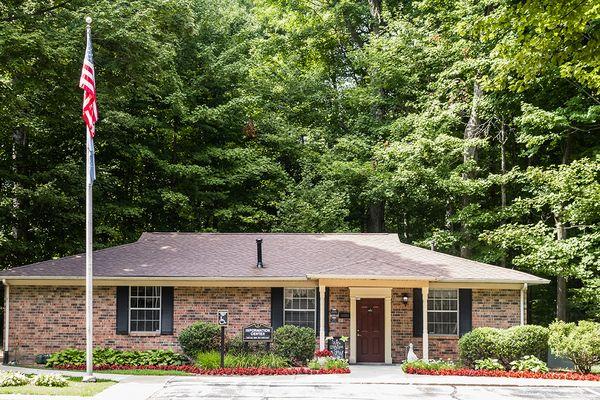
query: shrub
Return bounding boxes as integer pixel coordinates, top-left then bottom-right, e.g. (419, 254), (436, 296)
(323, 358), (349, 370)
(308, 360), (321, 370)
(548, 320), (600, 374)
(510, 355), (549, 373)
(0, 372), (29, 387)
(178, 322), (221, 358)
(31, 374), (69, 387)
(46, 348), (186, 368)
(196, 351), (221, 370)
(272, 325), (316, 365)
(458, 327), (503, 368)
(474, 358), (504, 371)
(501, 325), (549, 365)
(226, 336), (268, 355)
(401, 359), (456, 372)
(459, 325), (549, 368)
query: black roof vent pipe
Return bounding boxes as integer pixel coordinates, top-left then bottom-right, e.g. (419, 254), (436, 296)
(256, 238), (263, 268)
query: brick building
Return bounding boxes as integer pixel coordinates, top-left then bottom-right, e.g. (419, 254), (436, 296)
(0, 233), (547, 365)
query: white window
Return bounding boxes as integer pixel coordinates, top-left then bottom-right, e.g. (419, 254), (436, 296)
(427, 289), (458, 335)
(129, 286), (161, 333)
(284, 288), (316, 329)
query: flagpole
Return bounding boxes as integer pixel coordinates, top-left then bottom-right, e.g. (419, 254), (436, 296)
(83, 16), (96, 383)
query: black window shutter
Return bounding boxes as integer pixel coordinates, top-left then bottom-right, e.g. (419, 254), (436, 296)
(116, 286), (129, 335)
(324, 287), (330, 336)
(413, 288), (423, 337)
(271, 288), (284, 330)
(161, 287), (174, 335)
(459, 289), (472, 336)
(315, 287), (320, 337)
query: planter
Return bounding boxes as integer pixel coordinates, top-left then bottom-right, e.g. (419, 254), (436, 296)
(404, 367), (600, 381)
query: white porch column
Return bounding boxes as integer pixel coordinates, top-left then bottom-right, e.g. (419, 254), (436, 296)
(422, 286), (429, 361)
(520, 283), (528, 326)
(384, 296), (392, 364)
(3, 281), (9, 363)
(319, 285), (326, 350)
(349, 295), (357, 364)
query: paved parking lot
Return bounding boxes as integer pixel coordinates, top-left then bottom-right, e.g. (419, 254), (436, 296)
(149, 380), (600, 400)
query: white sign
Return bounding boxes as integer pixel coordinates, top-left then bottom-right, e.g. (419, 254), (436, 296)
(217, 310), (228, 326)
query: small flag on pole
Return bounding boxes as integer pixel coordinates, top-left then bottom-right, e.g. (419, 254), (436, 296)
(79, 18), (98, 183)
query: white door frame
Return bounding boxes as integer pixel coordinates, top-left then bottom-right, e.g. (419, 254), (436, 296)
(349, 287), (392, 364)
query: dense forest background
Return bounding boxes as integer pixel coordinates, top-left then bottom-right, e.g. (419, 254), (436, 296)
(0, 0), (598, 324)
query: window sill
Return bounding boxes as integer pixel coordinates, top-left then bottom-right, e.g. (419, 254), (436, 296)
(129, 331), (161, 337)
(428, 334), (459, 339)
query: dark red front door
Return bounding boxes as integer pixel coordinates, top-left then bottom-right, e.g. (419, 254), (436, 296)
(357, 298), (385, 362)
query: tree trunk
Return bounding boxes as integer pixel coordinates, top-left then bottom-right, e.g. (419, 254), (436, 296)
(366, 201), (385, 232)
(11, 127), (27, 240)
(460, 82), (483, 259)
(499, 121), (507, 268)
(555, 221), (567, 321)
(368, 0), (383, 34)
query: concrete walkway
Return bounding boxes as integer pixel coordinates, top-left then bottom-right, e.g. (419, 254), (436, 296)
(0, 364), (599, 399)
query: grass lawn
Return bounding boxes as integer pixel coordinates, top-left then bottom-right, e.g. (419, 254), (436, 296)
(0, 376), (115, 397)
(96, 369), (194, 376)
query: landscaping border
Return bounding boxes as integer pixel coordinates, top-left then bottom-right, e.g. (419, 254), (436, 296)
(55, 364), (350, 375)
(405, 367), (600, 381)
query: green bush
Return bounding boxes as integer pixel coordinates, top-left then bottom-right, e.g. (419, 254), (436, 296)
(548, 320), (600, 374)
(32, 374), (69, 387)
(272, 325), (316, 365)
(45, 348), (186, 367)
(196, 351), (221, 370)
(509, 355), (549, 373)
(226, 335), (268, 355)
(178, 321), (221, 358)
(323, 358), (349, 370)
(459, 325), (548, 368)
(401, 359), (456, 372)
(474, 358), (504, 371)
(458, 327), (503, 368)
(224, 353), (289, 368)
(307, 359), (321, 370)
(501, 325), (549, 365)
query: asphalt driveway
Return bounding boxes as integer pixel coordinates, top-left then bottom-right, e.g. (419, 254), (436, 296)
(149, 380), (600, 400)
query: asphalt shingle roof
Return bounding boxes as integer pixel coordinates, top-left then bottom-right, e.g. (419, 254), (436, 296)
(0, 232), (547, 284)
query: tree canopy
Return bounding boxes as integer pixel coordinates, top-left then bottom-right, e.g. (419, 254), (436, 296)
(1, 0), (598, 323)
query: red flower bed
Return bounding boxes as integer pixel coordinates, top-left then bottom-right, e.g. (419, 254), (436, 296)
(314, 349), (333, 357)
(54, 364), (350, 375)
(405, 367), (600, 381)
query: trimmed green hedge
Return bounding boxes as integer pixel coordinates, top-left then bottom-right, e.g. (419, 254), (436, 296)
(46, 348), (186, 368)
(272, 325), (315, 365)
(549, 320), (600, 374)
(178, 321), (221, 357)
(459, 325), (548, 368)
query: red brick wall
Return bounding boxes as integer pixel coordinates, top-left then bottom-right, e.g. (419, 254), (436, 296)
(8, 285), (521, 364)
(9, 286), (270, 365)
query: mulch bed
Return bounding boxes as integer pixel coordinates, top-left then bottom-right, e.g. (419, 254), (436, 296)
(55, 364), (351, 375)
(405, 367), (600, 381)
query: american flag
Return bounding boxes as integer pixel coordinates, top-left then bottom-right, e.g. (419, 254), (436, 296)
(79, 24), (97, 182)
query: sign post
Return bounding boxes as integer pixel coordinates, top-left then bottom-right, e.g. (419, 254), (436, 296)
(217, 310), (228, 368)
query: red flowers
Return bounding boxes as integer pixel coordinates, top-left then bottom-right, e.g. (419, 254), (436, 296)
(404, 367), (600, 381)
(314, 349), (333, 358)
(54, 364), (350, 375)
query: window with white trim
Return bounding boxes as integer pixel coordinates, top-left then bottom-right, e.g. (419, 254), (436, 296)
(129, 286), (161, 333)
(427, 289), (458, 335)
(284, 288), (316, 329)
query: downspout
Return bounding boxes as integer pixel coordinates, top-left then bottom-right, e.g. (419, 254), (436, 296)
(520, 283), (527, 326)
(3, 279), (9, 364)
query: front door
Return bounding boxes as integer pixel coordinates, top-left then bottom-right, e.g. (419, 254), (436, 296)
(357, 298), (385, 362)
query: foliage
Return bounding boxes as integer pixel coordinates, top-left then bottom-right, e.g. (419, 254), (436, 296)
(509, 356), (549, 373)
(54, 364), (350, 375)
(401, 359), (456, 372)
(272, 325), (316, 365)
(307, 360), (321, 370)
(0, 372), (29, 387)
(459, 326), (548, 368)
(224, 353), (289, 368)
(31, 374), (69, 387)
(548, 320), (600, 374)
(45, 348), (186, 367)
(474, 358), (504, 371)
(323, 358), (349, 370)
(196, 351), (221, 370)
(178, 322), (221, 357)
